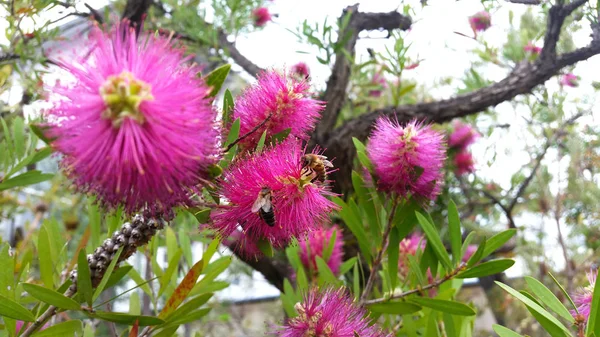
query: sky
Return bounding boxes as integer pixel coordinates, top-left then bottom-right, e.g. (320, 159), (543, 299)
(2, 0), (600, 302)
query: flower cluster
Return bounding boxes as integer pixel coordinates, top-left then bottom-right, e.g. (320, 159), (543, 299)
(398, 234), (426, 277)
(369, 72), (388, 97)
(209, 139), (338, 249)
(299, 225), (344, 277)
(273, 287), (391, 337)
(46, 22), (220, 214)
(572, 270), (598, 322)
(561, 73), (579, 87)
(233, 70), (324, 150)
(524, 42), (542, 56)
(448, 121), (479, 176)
(469, 11), (491, 34)
(291, 62), (310, 79)
(253, 7), (272, 27)
(367, 117), (446, 203)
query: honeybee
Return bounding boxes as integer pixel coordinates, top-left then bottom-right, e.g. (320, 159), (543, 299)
(301, 154), (334, 183)
(251, 187), (275, 227)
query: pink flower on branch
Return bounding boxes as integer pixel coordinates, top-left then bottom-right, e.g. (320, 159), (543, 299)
(448, 121), (479, 150)
(367, 117), (446, 203)
(233, 69), (324, 150)
(524, 42), (542, 55)
(291, 62), (310, 78)
(299, 225), (344, 276)
(469, 11), (491, 33)
(209, 139), (338, 248)
(273, 287), (392, 337)
(560, 73), (579, 87)
(45, 22), (220, 214)
(572, 269), (598, 322)
(398, 234), (426, 277)
(454, 151), (476, 176)
(253, 7), (272, 27)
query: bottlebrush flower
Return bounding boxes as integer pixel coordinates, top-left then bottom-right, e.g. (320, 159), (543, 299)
(462, 245), (478, 263)
(209, 139), (338, 248)
(273, 287), (391, 337)
(398, 234), (426, 277)
(291, 62), (310, 78)
(454, 151), (476, 176)
(253, 7), (272, 27)
(233, 69), (324, 150)
(299, 225), (344, 276)
(469, 11), (491, 33)
(560, 73), (579, 87)
(223, 229), (263, 258)
(448, 121), (479, 150)
(572, 270), (598, 321)
(369, 72), (388, 97)
(45, 22), (220, 214)
(367, 117), (446, 202)
(524, 42), (542, 55)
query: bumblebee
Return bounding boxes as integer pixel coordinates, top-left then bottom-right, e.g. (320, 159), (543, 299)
(251, 187), (275, 227)
(301, 154), (334, 183)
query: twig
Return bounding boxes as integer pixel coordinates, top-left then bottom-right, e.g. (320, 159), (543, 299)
(360, 197), (399, 303)
(224, 113), (272, 152)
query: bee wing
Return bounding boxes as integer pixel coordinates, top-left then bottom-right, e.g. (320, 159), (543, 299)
(323, 160), (334, 168)
(251, 196), (267, 213)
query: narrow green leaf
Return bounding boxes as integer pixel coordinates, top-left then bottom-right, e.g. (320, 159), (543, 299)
(296, 267), (308, 291)
(256, 238), (274, 258)
(158, 249), (183, 297)
(0, 170), (54, 191)
(281, 279), (297, 317)
(458, 259), (514, 279)
(178, 229), (193, 267)
(339, 257), (357, 275)
(353, 263), (360, 300)
(128, 267), (152, 297)
(92, 312), (164, 326)
(159, 259), (204, 319)
(466, 238), (486, 267)
(87, 200), (101, 248)
(204, 64), (231, 97)
(224, 118), (240, 148)
(322, 228), (337, 262)
(22, 283), (80, 310)
(352, 137), (374, 172)
(482, 229), (517, 259)
(162, 308), (211, 327)
(31, 320), (83, 337)
(267, 128), (291, 146)
(352, 171), (381, 244)
(153, 326), (179, 337)
(188, 208), (211, 224)
(202, 239), (220, 268)
(443, 313), (458, 337)
(0, 244), (14, 299)
(255, 130), (268, 152)
(164, 293), (213, 322)
(0, 295), (35, 321)
(38, 226), (53, 288)
(105, 266), (133, 290)
(333, 197), (371, 261)
(93, 246), (124, 301)
(316, 256), (339, 286)
(388, 227), (400, 290)
(447, 200), (462, 264)
(129, 291), (140, 315)
(77, 250), (93, 307)
(492, 324), (524, 337)
(367, 301), (422, 315)
(415, 212), (452, 270)
(548, 272), (579, 314)
(222, 89), (234, 126)
(12, 117), (25, 158)
(525, 276), (574, 323)
(29, 123), (53, 145)
(461, 232), (476, 257)
(29, 147), (52, 165)
(409, 298), (475, 316)
(587, 270), (600, 336)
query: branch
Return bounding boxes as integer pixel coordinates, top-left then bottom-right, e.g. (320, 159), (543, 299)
(224, 113), (272, 152)
(226, 240), (289, 292)
(313, 5), (411, 142)
(122, 0), (152, 28)
(217, 30), (264, 78)
(505, 0), (542, 4)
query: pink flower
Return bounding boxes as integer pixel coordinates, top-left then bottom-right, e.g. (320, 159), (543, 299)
(273, 287), (391, 337)
(46, 23), (220, 214)
(462, 245), (478, 263)
(299, 225), (344, 277)
(233, 69), (324, 150)
(454, 151), (476, 176)
(405, 62), (420, 70)
(369, 72), (388, 97)
(291, 62), (310, 78)
(209, 139), (338, 248)
(524, 42), (542, 55)
(367, 117), (446, 202)
(448, 121), (479, 150)
(560, 73), (579, 87)
(469, 11), (491, 33)
(223, 230), (263, 258)
(253, 7), (272, 27)
(398, 234), (426, 277)
(572, 270), (597, 321)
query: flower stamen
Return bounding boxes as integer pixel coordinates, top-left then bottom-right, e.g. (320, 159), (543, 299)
(100, 71), (153, 127)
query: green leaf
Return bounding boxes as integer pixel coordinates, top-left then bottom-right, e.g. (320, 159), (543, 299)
(587, 270), (600, 336)
(204, 64), (231, 97)
(333, 197), (371, 261)
(458, 259), (514, 279)
(12, 117), (25, 159)
(352, 137), (374, 172)
(409, 298), (475, 316)
(92, 312), (165, 326)
(77, 250), (93, 307)
(496, 282), (571, 335)
(367, 301), (422, 315)
(256, 238), (274, 258)
(0, 244), (14, 299)
(129, 291), (140, 315)
(29, 123), (53, 145)
(222, 89), (234, 126)
(0, 295), (35, 321)
(38, 226), (53, 288)
(0, 170), (53, 191)
(267, 128), (292, 146)
(315, 256), (339, 286)
(105, 266), (133, 290)
(466, 238), (486, 267)
(159, 259), (205, 319)
(202, 239), (220, 268)
(29, 147), (52, 165)
(492, 324), (524, 337)
(353, 263), (360, 300)
(224, 118), (241, 148)
(447, 200), (462, 264)
(31, 320), (83, 337)
(415, 212), (452, 270)
(482, 229), (516, 260)
(548, 272), (579, 314)
(339, 257), (357, 275)
(255, 130), (268, 152)
(281, 279), (297, 317)
(164, 293), (213, 322)
(159, 249), (182, 298)
(352, 171), (381, 245)
(153, 326), (180, 337)
(188, 208), (211, 224)
(22, 283), (80, 310)
(296, 267), (308, 291)
(162, 308), (211, 327)
(524, 276), (574, 323)
(388, 227), (400, 290)
(93, 246), (124, 301)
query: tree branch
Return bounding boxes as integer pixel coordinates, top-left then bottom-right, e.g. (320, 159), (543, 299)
(505, 0), (542, 4)
(122, 0), (152, 28)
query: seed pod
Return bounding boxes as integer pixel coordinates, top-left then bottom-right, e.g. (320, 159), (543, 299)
(121, 222), (133, 236)
(103, 238), (114, 252)
(131, 228), (142, 242)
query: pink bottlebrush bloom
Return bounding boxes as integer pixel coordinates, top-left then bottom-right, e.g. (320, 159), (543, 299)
(45, 23), (220, 214)
(369, 72), (388, 97)
(448, 121), (479, 150)
(291, 62), (310, 78)
(454, 151), (476, 176)
(469, 11), (491, 33)
(253, 7), (272, 27)
(367, 117), (446, 202)
(223, 229), (263, 258)
(398, 234), (426, 277)
(560, 73), (579, 87)
(299, 225), (344, 277)
(524, 42), (542, 55)
(273, 287), (392, 337)
(233, 69), (324, 150)
(572, 270), (598, 321)
(462, 245), (478, 263)
(209, 139), (338, 248)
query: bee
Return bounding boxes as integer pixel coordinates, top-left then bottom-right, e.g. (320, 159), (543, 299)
(301, 154), (334, 183)
(251, 187), (275, 227)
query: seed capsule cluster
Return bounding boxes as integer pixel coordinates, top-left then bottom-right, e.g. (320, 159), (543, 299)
(69, 211), (167, 290)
